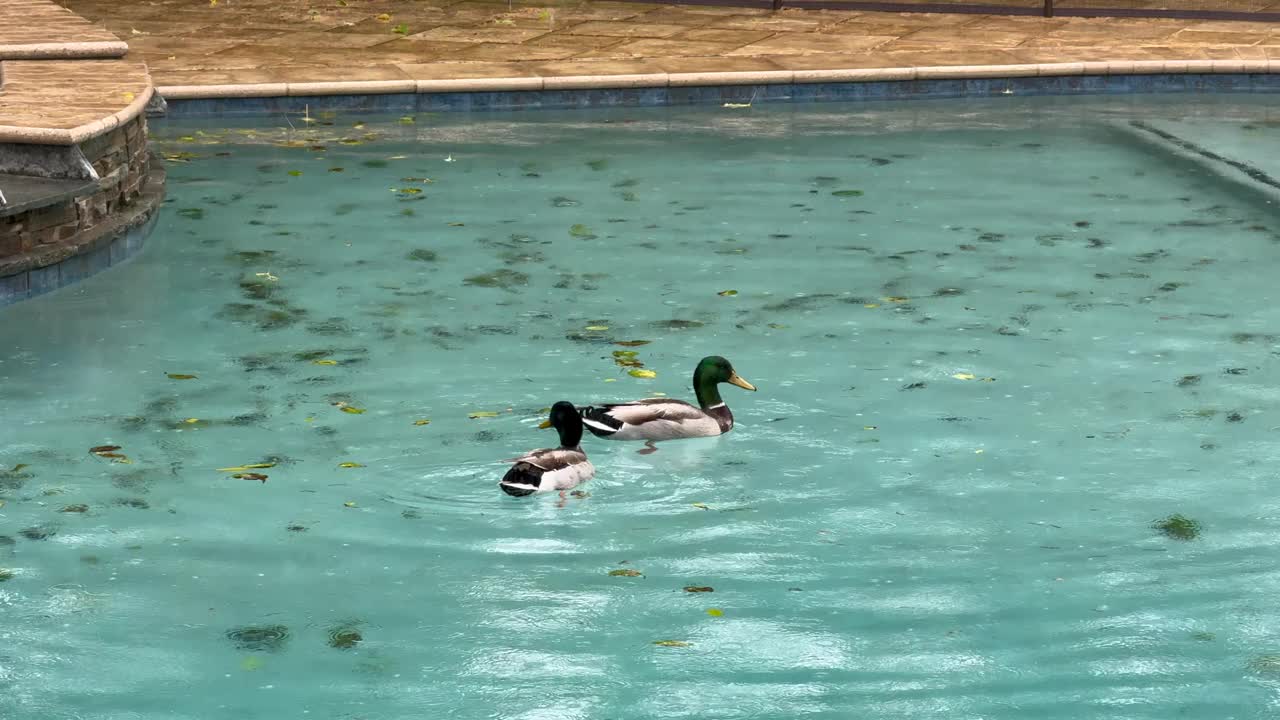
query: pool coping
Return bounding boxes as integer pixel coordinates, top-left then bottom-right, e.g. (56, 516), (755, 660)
(154, 59), (1279, 101)
(0, 76), (154, 146)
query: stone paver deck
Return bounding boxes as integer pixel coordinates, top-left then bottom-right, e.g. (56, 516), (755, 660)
(49, 0), (1280, 97)
(0, 0), (126, 58)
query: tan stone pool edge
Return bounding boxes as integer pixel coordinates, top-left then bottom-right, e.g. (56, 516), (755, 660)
(156, 58), (1280, 100)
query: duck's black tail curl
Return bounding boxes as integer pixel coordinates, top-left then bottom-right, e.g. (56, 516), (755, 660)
(499, 462), (544, 497)
(578, 405), (622, 437)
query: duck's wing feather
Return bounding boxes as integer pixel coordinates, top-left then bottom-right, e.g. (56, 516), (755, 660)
(513, 447), (588, 471)
(594, 398), (706, 426)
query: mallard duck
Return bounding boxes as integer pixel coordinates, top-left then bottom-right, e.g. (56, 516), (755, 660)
(499, 401), (595, 498)
(580, 356), (756, 452)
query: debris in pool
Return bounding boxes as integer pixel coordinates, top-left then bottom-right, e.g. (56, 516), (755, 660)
(1248, 655), (1280, 675)
(683, 586), (714, 593)
(832, 190), (864, 197)
(585, 159), (608, 171)
(233, 473), (268, 483)
(255, 272), (278, 282)
(1152, 514), (1201, 541)
(609, 569), (642, 577)
(1225, 368), (1248, 375)
(413, 419), (431, 426)
(312, 359), (339, 366)
(615, 340), (651, 347)
(332, 401), (366, 415)
(691, 503), (710, 510)
(901, 382), (926, 391)
(1176, 375), (1201, 387)
(286, 524), (307, 532)
(344, 502), (358, 508)
(287, 170), (302, 177)
(0, 569), (13, 582)
(217, 463), (276, 472)
(115, 497), (150, 509)
(723, 102), (750, 108)
(166, 373), (198, 380)
(226, 625), (290, 653)
(60, 504), (89, 513)
(464, 269), (528, 289)
(952, 373), (976, 380)
(706, 608), (724, 617)
(328, 626), (364, 649)
(338, 462), (364, 469)
(329, 167), (344, 173)
(402, 509), (421, 519)
(651, 319), (703, 330)
(1191, 631), (1216, 642)
(90, 445), (122, 454)
(569, 224), (597, 239)
(176, 208), (204, 220)
(406, 248), (438, 262)
(585, 325), (609, 331)
(653, 640), (691, 647)
(629, 369), (657, 379)
(717, 289), (738, 297)
(19, 526), (55, 541)
(468, 411), (500, 419)
(570, 490), (590, 499)
(444, 155), (455, 162)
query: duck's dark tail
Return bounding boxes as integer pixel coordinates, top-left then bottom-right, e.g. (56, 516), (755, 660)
(578, 405), (622, 438)
(499, 462), (544, 497)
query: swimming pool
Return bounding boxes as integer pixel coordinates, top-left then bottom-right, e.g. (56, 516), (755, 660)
(3, 94), (1280, 718)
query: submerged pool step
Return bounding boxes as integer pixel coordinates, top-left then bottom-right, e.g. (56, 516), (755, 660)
(1109, 118), (1280, 209)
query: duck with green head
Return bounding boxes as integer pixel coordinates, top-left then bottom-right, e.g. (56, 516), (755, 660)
(499, 401), (595, 498)
(579, 356), (756, 452)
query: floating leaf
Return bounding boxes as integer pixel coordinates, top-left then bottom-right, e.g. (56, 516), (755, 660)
(89, 445), (121, 454)
(167, 373), (198, 380)
(653, 640), (690, 647)
(832, 189), (864, 197)
(952, 373), (976, 380)
(328, 626), (363, 649)
(0, 569), (13, 582)
(176, 208), (204, 220)
(233, 473), (268, 483)
(397, 187), (422, 195)
(569, 224), (596, 239)
(338, 462), (364, 469)
(863, 303), (880, 308)
(717, 289), (738, 297)
(183, 418), (201, 424)
(629, 369), (657, 379)
(706, 608), (724, 617)
(469, 411), (500, 419)
(586, 159), (608, 171)
(683, 586), (714, 593)
(217, 463), (276, 472)
(312, 359), (338, 365)
(343, 501), (357, 508)
(329, 167), (344, 173)
(884, 296), (909, 303)
(863, 425), (878, 430)
(10, 463), (28, 472)
(340, 406), (366, 415)
(585, 325), (609, 331)
(609, 569), (642, 577)
(401, 177), (432, 183)
(615, 340), (651, 347)
(287, 170), (302, 177)
(1153, 514), (1201, 541)
(398, 114), (414, 123)
(448, 222), (464, 227)
(413, 419), (431, 426)
(613, 350), (638, 359)
(691, 502), (710, 510)
(240, 656), (264, 671)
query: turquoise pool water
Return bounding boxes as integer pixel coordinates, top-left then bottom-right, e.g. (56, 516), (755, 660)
(4, 96), (1280, 719)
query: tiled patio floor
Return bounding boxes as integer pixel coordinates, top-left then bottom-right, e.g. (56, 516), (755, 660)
(50, 0), (1280, 90)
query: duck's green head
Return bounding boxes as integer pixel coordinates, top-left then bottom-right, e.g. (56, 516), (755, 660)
(693, 355), (756, 406)
(537, 400), (584, 447)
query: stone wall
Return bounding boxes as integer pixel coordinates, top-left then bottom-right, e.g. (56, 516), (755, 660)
(0, 113), (156, 275)
(0, 112), (162, 292)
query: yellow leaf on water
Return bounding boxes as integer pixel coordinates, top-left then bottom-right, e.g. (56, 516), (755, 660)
(183, 418), (200, 424)
(691, 502), (710, 510)
(312, 359), (338, 365)
(614, 340), (651, 347)
(375, 13), (392, 21)
(863, 425), (878, 430)
(717, 289), (738, 297)
(468, 411), (500, 419)
(608, 569), (642, 577)
(585, 325), (609, 331)
(864, 303), (880, 309)
(413, 419), (431, 426)
(884, 296), (910, 303)
(240, 656), (262, 671)
(167, 373), (197, 380)
(603, 378), (617, 382)
(706, 608), (724, 617)
(629, 369), (657, 379)
(339, 462), (364, 468)
(287, 170), (303, 177)
(952, 373), (976, 380)
(340, 406), (366, 415)
(653, 640), (691, 647)
(343, 501), (357, 508)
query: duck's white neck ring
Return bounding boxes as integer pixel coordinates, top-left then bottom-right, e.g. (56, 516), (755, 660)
(706, 403), (726, 410)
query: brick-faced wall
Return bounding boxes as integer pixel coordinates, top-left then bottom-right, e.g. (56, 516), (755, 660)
(0, 112), (157, 274)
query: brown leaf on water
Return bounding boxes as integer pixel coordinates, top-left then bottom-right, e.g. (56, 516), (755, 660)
(683, 586), (714, 593)
(233, 473), (268, 483)
(614, 340), (651, 347)
(608, 569), (642, 577)
(89, 445), (121, 454)
(653, 640), (691, 647)
(167, 373), (198, 380)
